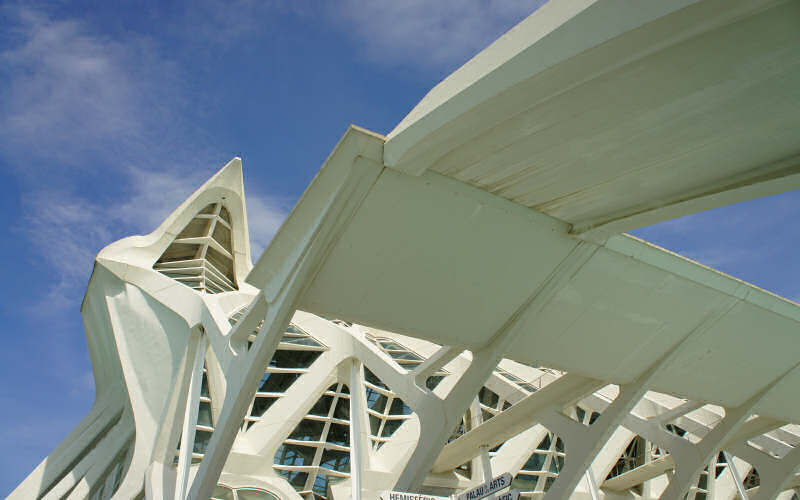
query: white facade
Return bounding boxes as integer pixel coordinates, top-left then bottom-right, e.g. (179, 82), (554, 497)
(10, 1), (800, 499)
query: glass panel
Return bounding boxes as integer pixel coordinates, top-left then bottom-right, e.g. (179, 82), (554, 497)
(274, 443), (316, 467)
(275, 469), (309, 491)
(288, 419), (325, 442)
(381, 418), (404, 438)
(369, 415), (381, 436)
(377, 340), (406, 351)
(258, 372), (301, 393)
(389, 398), (411, 416)
(250, 396), (277, 418)
(313, 474), (330, 497)
(282, 336), (325, 347)
(479, 387), (499, 409)
(364, 368), (387, 389)
(390, 351), (422, 361)
(425, 376), (444, 390)
(537, 435), (551, 451)
(320, 449), (350, 473)
(201, 373), (210, 397)
(333, 398), (350, 420)
(193, 429), (213, 454)
(522, 452), (547, 472)
(511, 473), (539, 492)
(309, 395), (334, 416)
(197, 401), (214, 427)
(327, 423), (350, 446)
(269, 350), (322, 369)
(365, 388), (388, 414)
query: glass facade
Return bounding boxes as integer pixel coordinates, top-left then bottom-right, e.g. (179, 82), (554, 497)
(273, 383), (351, 500)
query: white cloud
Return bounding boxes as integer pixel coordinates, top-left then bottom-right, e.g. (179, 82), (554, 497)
(0, 7), (170, 166)
(246, 192), (290, 256)
(331, 0), (547, 70)
(1, 5), (287, 311)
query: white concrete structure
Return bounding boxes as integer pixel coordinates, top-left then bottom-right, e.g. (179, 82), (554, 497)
(10, 0), (800, 499)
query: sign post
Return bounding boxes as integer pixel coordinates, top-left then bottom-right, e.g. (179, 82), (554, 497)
(381, 473), (520, 500)
(454, 472), (516, 500)
(381, 492), (450, 500)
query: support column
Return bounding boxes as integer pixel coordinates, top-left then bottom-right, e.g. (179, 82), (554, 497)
(542, 299), (738, 500)
(350, 359), (365, 500)
(723, 451), (750, 500)
(395, 242), (598, 491)
(175, 333), (207, 500)
(188, 155), (384, 500)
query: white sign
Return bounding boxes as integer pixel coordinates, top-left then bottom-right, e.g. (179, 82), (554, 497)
(455, 472), (513, 500)
(495, 489), (520, 500)
(381, 491), (450, 500)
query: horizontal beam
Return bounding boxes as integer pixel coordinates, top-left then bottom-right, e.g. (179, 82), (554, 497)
(601, 455), (675, 491)
(572, 158), (800, 239)
(432, 374), (603, 473)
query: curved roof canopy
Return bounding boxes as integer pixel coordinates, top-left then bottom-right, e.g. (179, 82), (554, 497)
(246, 0), (800, 423)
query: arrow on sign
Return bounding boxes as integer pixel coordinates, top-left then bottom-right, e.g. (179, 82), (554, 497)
(455, 472), (513, 500)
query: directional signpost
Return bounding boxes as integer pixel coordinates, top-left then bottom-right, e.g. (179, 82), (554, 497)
(493, 490), (520, 500)
(454, 472), (518, 500)
(381, 492), (450, 500)
(381, 472), (519, 500)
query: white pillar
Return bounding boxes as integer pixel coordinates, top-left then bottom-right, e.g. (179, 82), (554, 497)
(350, 359), (364, 500)
(723, 451), (750, 500)
(175, 334), (207, 500)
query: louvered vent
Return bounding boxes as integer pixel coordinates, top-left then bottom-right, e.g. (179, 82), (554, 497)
(154, 203), (237, 293)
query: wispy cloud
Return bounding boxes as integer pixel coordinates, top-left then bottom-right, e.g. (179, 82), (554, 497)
(0, 5), (286, 310)
(632, 190), (800, 300)
(331, 0), (547, 70)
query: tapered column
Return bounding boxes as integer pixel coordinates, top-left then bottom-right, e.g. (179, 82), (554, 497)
(175, 333), (207, 500)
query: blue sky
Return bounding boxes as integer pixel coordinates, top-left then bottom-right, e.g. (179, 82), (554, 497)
(0, 1), (798, 495)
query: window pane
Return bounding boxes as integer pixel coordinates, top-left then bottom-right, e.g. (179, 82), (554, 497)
(381, 419), (404, 438)
(197, 401), (213, 427)
(274, 444), (316, 467)
(258, 372), (301, 393)
(288, 419), (325, 442)
(193, 430), (213, 454)
(309, 396), (334, 417)
(250, 396), (277, 418)
(389, 398), (411, 416)
(364, 369), (387, 389)
(333, 398), (349, 420)
(275, 469), (308, 491)
(479, 387), (499, 409)
(320, 449), (350, 473)
(269, 350), (322, 369)
(425, 376), (444, 390)
(365, 388), (387, 414)
(327, 423), (350, 446)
